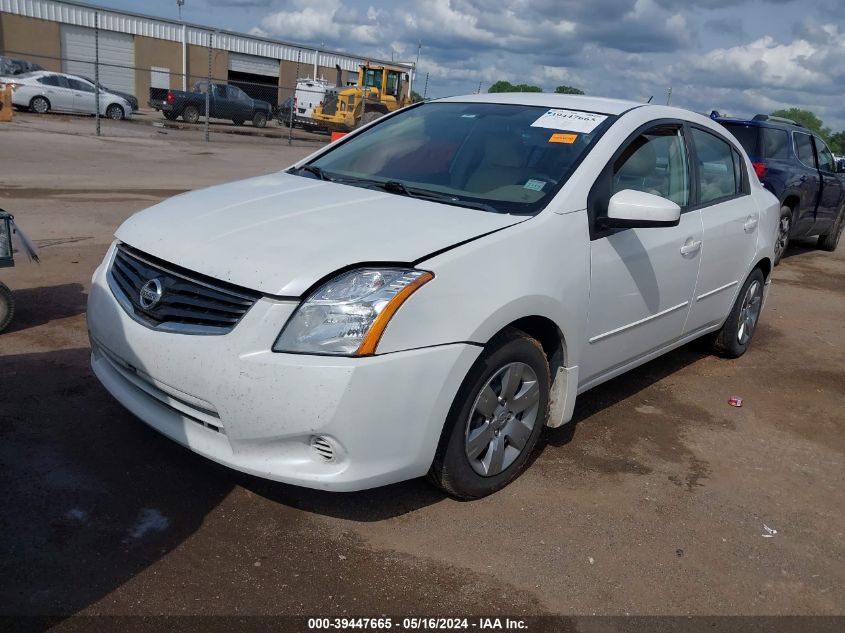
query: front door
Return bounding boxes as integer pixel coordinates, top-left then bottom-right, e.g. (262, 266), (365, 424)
(684, 126), (759, 333)
(582, 124), (702, 384)
(67, 77), (97, 114)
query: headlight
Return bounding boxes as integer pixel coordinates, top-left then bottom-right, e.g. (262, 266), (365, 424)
(274, 268), (434, 356)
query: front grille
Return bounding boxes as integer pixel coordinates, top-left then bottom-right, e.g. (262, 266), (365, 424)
(108, 244), (260, 335)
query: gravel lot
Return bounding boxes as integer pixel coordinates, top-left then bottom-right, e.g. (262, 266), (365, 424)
(1, 113), (843, 621)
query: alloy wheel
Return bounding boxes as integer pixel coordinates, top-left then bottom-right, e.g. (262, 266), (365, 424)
(464, 362), (540, 477)
(775, 215), (790, 260)
(737, 280), (762, 345)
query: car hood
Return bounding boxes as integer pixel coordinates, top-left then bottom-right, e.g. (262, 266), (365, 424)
(115, 172), (525, 296)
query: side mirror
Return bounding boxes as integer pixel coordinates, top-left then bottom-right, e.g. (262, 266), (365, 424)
(598, 189), (681, 229)
(836, 159), (845, 174)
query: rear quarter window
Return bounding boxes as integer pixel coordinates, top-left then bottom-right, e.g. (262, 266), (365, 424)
(760, 128), (789, 159)
(721, 123), (758, 157)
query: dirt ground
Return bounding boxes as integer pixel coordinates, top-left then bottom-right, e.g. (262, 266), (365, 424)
(1, 114), (843, 622)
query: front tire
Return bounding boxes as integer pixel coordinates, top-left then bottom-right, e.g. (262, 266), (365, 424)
(30, 96), (50, 114)
(252, 111), (268, 128)
(818, 204), (844, 252)
(0, 282), (15, 333)
(429, 328), (550, 499)
(712, 268), (765, 358)
(106, 104), (124, 120)
(163, 110), (179, 120)
(182, 105), (200, 124)
(773, 205), (792, 265)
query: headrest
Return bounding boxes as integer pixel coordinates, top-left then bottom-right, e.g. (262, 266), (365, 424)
(485, 136), (529, 168)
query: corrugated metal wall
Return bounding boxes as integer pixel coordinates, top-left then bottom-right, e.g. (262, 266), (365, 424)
(0, 0), (407, 74)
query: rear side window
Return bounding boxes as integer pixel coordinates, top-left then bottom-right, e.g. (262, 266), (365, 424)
(794, 132), (816, 168)
(721, 123), (758, 157)
(37, 75), (59, 87)
(691, 128), (741, 204)
(761, 128), (789, 159)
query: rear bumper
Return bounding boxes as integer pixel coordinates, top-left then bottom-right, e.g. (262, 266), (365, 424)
(87, 249), (480, 491)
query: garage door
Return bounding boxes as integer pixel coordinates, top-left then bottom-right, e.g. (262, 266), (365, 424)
(61, 24), (136, 97)
(228, 53), (279, 78)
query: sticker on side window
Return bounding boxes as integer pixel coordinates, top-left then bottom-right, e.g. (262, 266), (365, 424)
(523, 179), (546, 191)
(531, 109), (607, 133)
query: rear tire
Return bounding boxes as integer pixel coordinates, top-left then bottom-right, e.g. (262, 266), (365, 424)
(818, 204), (844, 252)
(712, 268), (765, 358)
(252, 111), (268, 128)
(428, 328), (550, 499)
(0, 282), (14, 333)
(29, 96), (50, 114)
(773, 205), (792, 265)
(182, 105), (200, 124)
(163, 111), (179, 121)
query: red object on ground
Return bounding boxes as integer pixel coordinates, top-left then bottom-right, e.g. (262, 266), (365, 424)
(331, 131), (347, 142)
(728, 396), (743, 407)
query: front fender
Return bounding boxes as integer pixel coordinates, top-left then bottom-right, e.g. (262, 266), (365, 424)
(376, 210), (591, 368)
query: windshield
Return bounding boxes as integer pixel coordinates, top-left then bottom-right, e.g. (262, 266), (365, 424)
(297, 101), (615, 215)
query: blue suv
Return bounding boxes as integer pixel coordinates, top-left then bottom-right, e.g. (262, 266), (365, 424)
(713, 113), (845, 264)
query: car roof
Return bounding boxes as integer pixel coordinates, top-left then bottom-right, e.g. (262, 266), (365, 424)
(434, 93), (644, 116)
(715, 116), (810, 133)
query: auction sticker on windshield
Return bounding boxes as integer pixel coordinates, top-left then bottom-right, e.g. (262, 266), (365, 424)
(531, 109), (608, 133)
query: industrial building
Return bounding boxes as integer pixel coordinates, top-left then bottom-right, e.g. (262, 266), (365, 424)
(0, 0), (412, 107)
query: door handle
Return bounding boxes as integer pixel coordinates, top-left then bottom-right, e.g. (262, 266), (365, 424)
(680, 239), (702, 256)
(800, 175), (807, 182)
(744, 216), (759, 232)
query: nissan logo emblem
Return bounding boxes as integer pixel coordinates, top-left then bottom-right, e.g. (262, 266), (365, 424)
(139, 278), (164, 309)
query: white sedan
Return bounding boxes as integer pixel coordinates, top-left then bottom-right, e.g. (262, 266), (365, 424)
(1, 70), (133, 119)
(87, 94), (778, 498)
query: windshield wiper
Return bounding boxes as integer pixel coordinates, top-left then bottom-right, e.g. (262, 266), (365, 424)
(328, 175), (506, 214)
(297, 165), (332, 181)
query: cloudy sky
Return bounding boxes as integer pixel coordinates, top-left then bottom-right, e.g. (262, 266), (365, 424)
(98, 0), (845, 129)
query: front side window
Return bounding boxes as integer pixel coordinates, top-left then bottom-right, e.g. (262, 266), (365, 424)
(67, 78), (94, 93)
(794, 132), (816, 168)
(815, 138), (836, 172)
(386, 71), (400, 97)
(692, 128), (741, 204)
(298, 102), (615, 215)
(362, 68), (381, 89)
(612, 126), (689, 207)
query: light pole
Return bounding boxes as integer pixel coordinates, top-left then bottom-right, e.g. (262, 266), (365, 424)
(177, 0), (186, 91)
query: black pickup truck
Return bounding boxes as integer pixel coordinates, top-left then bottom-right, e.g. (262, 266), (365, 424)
(149, 81), (272, 128)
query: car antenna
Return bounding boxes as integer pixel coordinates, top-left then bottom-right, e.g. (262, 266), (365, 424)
(647, 95), (653, 103)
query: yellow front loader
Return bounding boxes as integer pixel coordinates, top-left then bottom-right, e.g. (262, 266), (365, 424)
(312, 63), (412, 133)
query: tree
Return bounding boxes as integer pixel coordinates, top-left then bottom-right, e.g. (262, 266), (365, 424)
(827, 131), (845, 155)
(410, 90), (424, 103)
(770, 108), (832, 143)
(488, 80), (543, 93)
(554, 85), (584, 95)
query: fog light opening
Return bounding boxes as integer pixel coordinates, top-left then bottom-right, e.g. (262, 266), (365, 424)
(310, 435), (336, 462)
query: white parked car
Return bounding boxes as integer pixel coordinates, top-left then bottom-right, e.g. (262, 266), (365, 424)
(1, 71), (133, 119)
(88, 94), (778, 498)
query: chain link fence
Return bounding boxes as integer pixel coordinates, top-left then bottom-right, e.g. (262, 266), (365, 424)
(0, 41), (336, 146)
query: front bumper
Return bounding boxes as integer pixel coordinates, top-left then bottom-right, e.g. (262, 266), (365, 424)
(87, 249), (480, 491)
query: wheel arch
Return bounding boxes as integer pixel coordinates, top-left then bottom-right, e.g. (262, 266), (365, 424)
(754, 256), (772, 280)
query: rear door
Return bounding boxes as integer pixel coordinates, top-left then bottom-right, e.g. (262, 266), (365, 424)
(36, 74), (74, 111)
(582, 123), (702, 383)
(813, 137), (843, 232)
(684, 126), (759, 334)
(792, 131), (821, 236)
